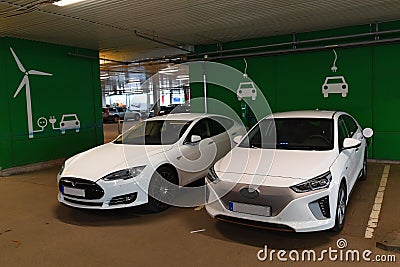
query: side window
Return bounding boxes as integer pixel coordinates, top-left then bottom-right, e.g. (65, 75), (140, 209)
(342, 115), (358, 137)
(209, 117), (226, 136)
(186, 119), (211, 142)
(338, 117), (349, 150)
(212, 117), (234, 131)
(178, 121), (192, 139)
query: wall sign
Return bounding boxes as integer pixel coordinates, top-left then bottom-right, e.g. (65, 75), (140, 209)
(321, 49), (349, 98)
(10, 47), (80, 138)
(237, 58), (257, 101)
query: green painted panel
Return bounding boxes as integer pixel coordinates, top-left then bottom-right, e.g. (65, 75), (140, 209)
(0, 37), (102, 170)
(275, 47), (373, 128)
(192, 20), (400, 160)
(373, 133), (400, 161)
(0, 39), (12, 170)
(372, 44), (400, 132)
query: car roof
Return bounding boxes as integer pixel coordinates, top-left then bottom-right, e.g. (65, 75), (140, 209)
(146, 113), (219, 121)
(268, 110), (338, 119)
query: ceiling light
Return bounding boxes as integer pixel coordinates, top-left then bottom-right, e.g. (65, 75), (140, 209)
(53, 0), (87, 6)
(159, 66), (179, 74)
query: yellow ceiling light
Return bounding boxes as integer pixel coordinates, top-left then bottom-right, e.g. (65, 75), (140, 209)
(53, 0), (87, 6)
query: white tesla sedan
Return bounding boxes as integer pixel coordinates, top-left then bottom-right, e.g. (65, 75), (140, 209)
(206, 110), (373, 232)
(58, 113), (245, 211)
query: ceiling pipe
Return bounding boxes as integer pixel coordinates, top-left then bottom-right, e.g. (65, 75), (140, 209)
(70, 25), (400, 66)
(68, 52), (129, 65)
(190, 28), (400, 58)
(202, 37), (400, 61)
(135, 30), (193, 54)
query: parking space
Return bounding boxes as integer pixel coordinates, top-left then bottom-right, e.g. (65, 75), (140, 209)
(0, 160), (397, 266)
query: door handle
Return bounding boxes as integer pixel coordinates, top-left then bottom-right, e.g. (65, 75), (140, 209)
(208, 141), (214, 145)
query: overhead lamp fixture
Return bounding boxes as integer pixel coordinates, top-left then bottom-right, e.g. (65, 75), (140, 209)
(53, 0), (87, 6)
(159, 66), (179, 74)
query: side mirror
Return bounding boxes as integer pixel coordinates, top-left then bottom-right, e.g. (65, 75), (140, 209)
(190, 135), (201, 143)
(362, 128), (374, 138)
(233, 135), (242, 144)
(343, 138), (361, 150)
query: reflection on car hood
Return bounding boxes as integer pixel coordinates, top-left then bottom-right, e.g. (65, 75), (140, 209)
(62, 143), (172, 181)
(215, 147), (337, 182)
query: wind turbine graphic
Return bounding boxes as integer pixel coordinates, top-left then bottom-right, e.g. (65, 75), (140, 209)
(10, 47), (53, 139)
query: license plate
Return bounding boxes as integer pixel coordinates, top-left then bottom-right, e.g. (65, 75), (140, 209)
(63, 186), (85, 197)
(229, 201), (271, 217)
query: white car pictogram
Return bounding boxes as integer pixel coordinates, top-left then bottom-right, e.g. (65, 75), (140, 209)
(322, 76), (348, 98)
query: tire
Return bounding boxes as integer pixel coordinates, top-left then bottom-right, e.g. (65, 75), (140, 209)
(359, 152), (367, 181)
(332, 183), (347, 232)
(146, 166), (178, 213)
(134, 113), (140, 121)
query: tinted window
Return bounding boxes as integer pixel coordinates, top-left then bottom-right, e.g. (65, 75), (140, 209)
(212, 116), (234, 131)
(342, 115), (358, 137)
(240, 118), (333, 151)
(209, 119), (226, 136)
(114, 120), (192, 145)
(338, 117), (348, 150)
(186, 118), (211, 141)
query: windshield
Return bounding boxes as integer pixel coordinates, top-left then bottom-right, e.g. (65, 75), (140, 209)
(114, 120), (192, 145)
(240, 118), (333, 151)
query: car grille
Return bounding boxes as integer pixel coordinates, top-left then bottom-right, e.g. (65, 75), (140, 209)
(59, 177), (104, 200)
(220, 184), (298, 217)
(64, 197), (103, 207)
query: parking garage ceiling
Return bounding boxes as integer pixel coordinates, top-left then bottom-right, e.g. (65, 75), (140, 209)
(1, 0), (400, 62)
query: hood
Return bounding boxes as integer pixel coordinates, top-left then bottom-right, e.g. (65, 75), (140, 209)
(215, 147), (337, 182)
(62, 143), (172, 181)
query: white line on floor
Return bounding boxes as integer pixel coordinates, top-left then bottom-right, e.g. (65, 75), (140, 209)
(364, 164), (390, 239)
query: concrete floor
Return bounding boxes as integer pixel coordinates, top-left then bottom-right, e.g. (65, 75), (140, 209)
(0, 124), (398, 266)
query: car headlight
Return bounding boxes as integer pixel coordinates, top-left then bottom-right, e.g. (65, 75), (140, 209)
(58, 162), (65, 176)
(290, 172), (332, 193)
(207, 166), (220, 184)
(102, 166), (146, 181)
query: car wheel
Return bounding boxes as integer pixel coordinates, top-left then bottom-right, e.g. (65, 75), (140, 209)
(134, 113), (140, 121)
(113, 116), (119, 123)
(332, 183), (347, 232)
(146, 166), (178, 212)
(359, 152), (367, 181)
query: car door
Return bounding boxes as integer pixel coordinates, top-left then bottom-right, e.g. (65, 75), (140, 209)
(175, 118), (214, 184)
(342, 115), (364, 180)
(338, 116), (358, 190)
(208, 116), (233, 160)
(336, 117), (353, 187)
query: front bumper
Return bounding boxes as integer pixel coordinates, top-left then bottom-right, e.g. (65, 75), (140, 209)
(57, 175), (150, 209)
(205, 180), (337, 232)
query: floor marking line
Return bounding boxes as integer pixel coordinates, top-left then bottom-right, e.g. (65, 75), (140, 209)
(364, 164), (390, 239)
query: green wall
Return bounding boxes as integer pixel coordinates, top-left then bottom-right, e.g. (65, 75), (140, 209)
(0, 37), (103, 170)
(192, 23), (400, 160)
